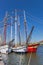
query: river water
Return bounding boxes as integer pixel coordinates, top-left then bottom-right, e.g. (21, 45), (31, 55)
(1, 45), (43, 65)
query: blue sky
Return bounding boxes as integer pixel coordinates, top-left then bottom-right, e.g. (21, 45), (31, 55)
(0, 0), (43, 42)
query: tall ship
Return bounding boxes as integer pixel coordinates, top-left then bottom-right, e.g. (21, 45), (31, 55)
(0, 9), (40, 53)
(0, 12), (14, 54)
(12, 10), (40, 53)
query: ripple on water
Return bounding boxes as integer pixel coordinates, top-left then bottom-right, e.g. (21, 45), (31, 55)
(2, 53), (29, 65)
(36, 45), (43, 65)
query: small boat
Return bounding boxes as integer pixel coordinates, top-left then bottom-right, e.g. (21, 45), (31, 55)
(0, 45), (11, 54)
(0, 39), (14, 54)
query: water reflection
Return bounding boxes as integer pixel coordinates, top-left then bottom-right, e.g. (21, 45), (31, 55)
(2, 53), (29, 65)
(1, 45), (43, 65)
(1, 54), (8, 65)
(36, 45), (43, 65)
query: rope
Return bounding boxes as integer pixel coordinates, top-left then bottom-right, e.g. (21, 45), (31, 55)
(26, 11), (43, 25)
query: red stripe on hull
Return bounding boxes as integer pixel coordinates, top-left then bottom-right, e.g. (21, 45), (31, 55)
(27, 43), (39, 52)
(27, 47), (37, 52)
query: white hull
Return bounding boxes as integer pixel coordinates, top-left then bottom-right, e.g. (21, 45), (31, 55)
(12, 46), (27, 52)
(0, 45), (11, 54)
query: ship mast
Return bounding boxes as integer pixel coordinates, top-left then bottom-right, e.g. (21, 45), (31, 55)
(26, 26), (34, 46)
(11, 16), (13, 41)
(15, 9), (18, 46)
(4, 12), (8, 45)
(24, 10), (27, 44)
(18, 16), (21, 45)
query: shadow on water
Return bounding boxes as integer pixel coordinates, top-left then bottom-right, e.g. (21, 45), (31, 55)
(1, 45), (43, 65)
